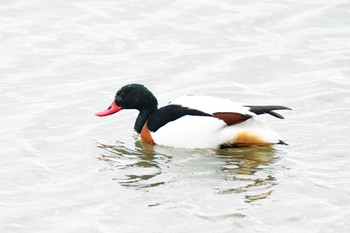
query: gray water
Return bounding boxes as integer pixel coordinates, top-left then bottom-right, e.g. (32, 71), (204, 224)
(1, 0), (350, 232)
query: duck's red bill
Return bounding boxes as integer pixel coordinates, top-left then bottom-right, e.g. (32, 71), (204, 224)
(95, 102), (122, 117)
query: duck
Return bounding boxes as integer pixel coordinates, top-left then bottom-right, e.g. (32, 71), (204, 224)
(95, 83), (291, 149)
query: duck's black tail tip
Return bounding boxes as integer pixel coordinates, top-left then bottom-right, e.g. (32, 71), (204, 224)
(245, 105), (292, 119)
(277, 140), (289, 145)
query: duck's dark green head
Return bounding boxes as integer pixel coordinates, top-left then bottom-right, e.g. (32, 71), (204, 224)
(95, 83), (158, 117)
(114, 84), (158, 111)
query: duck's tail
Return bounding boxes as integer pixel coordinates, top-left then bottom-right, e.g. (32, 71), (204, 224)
(245, 105), (291, 119)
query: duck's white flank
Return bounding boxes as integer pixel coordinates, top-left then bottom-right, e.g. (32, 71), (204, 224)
(151, 116), (283, 149)
(151, 115), (227, 148)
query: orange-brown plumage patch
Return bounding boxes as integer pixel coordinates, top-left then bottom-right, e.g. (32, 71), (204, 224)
(141, 122), (155, 145)
(213, 112), (251, 125)
(232, 131), (270, 147)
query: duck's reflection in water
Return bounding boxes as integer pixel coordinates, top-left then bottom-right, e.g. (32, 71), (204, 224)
(98, 141), (284, 203)
(216, 147), (281, 202)
(97, 140), (172, 188)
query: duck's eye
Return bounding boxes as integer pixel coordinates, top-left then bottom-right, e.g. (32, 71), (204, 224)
(116, 91), (124, 98)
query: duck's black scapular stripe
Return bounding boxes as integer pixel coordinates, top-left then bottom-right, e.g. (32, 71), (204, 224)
(147, 105), (211, 132)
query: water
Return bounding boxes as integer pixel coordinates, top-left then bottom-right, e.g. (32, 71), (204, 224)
(1, 0), (350, 232)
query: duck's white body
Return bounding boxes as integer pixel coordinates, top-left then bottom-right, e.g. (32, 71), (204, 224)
(148, 95), (286, 149)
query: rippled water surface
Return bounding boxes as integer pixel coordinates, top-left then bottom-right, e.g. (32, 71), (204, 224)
(1, 0), (350, 232)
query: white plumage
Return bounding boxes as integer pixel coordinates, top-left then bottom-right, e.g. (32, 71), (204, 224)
(170, 95), (253, 116)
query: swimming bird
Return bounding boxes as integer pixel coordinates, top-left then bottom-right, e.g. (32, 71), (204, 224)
(95, 83), (291, 149)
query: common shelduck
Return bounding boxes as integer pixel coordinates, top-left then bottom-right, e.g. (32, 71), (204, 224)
(95, 83), (291, 149)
